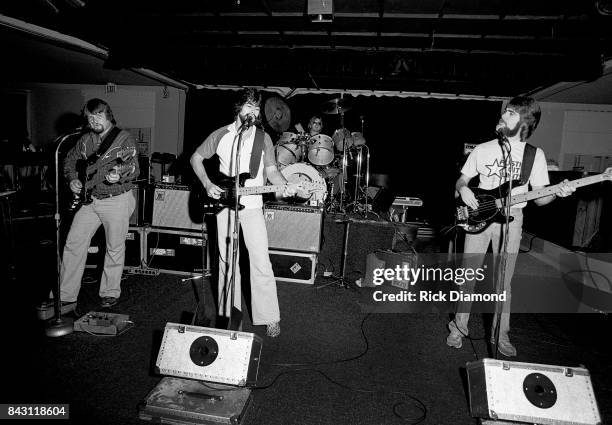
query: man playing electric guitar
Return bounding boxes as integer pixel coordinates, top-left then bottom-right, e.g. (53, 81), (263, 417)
(447, 96), (575, 357)
(190, 88), (299, 338)
(38, 98), (138, 313)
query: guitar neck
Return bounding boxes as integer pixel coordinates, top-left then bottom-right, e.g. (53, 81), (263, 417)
(237, 185), (286, 196)
(510, 173), (605, 205)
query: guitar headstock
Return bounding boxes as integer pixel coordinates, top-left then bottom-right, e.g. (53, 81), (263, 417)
(300, 182), (327, 192)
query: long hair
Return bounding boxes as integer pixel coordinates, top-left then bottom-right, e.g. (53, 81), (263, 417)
(308, 115), (323, 131)
(83, 98), (116, 125)
(507, 96), (541, 141)
(233, 88), (262, 116)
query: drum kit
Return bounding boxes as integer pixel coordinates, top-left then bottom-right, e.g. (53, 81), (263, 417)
(264, 96), (371, 214)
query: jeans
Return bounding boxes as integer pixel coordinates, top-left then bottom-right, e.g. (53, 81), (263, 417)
(60, 190), (135, 302)
(217, 207), (280, 325)
(451, 209), (523, 341)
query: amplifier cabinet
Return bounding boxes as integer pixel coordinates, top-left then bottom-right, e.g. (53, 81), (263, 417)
(264, 203), (323, 253)
(269, 250), (317, 285)
(467, 358), (601, 425)
(151, 183), (204, 232)
(86, 226), (143, 269)
(145, 228), (207, 275)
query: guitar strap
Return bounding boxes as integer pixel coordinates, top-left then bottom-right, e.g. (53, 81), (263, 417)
(85, 126), (122, 166)
(520, 143), (537, 186)
(248, 128), (265, 178)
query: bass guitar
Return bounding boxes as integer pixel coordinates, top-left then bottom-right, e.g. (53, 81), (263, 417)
(68, 146), (137, 212)
(202, 172), (326, 214)
(456, 167), (612, 233)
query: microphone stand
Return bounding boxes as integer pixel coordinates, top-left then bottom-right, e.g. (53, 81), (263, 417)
(46, 129), (82, 337)
(492, 136), (512, 358)
(227, 120), (250, 331)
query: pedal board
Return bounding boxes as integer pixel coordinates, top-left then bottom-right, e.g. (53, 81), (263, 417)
(74, 311), (131, 335)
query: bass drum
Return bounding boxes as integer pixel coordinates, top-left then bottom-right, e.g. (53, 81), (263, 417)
(280, 163), (327, 205)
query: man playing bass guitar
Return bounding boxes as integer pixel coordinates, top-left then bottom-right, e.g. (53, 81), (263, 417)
(447, 96), (575, 357)
(39, 98), (138, 312)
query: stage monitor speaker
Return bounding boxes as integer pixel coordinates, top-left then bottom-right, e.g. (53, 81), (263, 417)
(467, 358), (601, 425)
(151, 184), (203, 231)
(155, 323), (263, 387)
(264, 203), (323, 253)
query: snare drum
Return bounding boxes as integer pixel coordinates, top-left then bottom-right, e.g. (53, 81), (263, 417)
(307, 134), (334, 166)
(275, 132), (302, 166)
(280, 163), (327, 204)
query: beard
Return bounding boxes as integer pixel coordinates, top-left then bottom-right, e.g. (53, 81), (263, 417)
(496, 120), (521, 138)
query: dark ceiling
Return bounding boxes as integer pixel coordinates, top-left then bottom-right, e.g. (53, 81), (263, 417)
(2, 0), (612, 97)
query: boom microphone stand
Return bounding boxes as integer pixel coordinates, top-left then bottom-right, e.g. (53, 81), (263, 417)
(226, 118), (253, 331)
(46, 128), (83, 337)
(492, 136), (513, 358)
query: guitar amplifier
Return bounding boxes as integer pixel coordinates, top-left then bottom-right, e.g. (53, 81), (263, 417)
(264, 203), (323, 253)
(151, 183), (204, 231)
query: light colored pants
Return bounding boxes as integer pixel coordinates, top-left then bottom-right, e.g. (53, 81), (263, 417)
(217, 207), (280, 325)
(60, 191), (135, 302)
(452, 209), (523, 341)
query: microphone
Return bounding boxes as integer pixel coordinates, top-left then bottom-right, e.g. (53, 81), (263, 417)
(495, 128), (508, 146)
(242, 115), (255, 129)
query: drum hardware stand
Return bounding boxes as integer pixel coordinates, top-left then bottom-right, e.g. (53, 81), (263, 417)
(46, 129), (83, 337)
(350, 145), (371, 217)
(338, 110), (349, 213)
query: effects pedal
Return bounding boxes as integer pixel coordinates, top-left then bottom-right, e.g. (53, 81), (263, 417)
(74, 311), (132, 335)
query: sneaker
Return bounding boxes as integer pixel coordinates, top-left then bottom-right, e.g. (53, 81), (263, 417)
(100, 297), (118, 308)
(492, 338), (517, 357)
(446, 322), (463, 349)
(266, 321), (280, 338)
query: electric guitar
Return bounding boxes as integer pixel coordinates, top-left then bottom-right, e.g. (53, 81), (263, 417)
(68, 146), (137, 212)
(456, 167), (612, 233)
(202, 172), (327, 214)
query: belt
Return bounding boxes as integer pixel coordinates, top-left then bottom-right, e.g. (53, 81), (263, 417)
(92, 191), (125, 200)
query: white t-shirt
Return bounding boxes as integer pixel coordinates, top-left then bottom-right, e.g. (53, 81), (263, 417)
(196, 124), (275, 210)
(461, 139), (550, 209)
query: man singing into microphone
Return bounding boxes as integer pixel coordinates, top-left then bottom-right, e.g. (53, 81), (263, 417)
(447, 96), (574, 357)
(190, 88), (296, 337)
(38, 98), (138, 312)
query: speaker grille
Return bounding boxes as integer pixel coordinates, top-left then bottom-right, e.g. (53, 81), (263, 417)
(264, 203), (323, 253)
(152, 184), (203, 231)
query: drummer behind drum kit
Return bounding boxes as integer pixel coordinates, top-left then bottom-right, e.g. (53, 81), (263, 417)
(265, 96), (372, 215)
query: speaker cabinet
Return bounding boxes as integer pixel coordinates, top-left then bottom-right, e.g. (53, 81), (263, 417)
(151, 183), (203, 231)
(155, 323), (262, 387)
(269, 250), (317, 285)
(467, 358), (601, 425)
(145, 228), (207, 275)
(264, 203), (323, 253)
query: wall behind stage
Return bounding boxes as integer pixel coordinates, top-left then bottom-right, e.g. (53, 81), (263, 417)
(183, 89), (502, 226)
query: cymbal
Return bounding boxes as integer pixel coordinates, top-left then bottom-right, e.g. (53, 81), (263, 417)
(264, 96), (291, 133)
(321, 98), (352, 115)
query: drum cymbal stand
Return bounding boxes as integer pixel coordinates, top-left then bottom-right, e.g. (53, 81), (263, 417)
(338, 111), (349, 213)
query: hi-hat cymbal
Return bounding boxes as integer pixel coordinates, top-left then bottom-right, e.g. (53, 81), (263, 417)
(321, 98), (352, 115)
(264, 96), (291, 133)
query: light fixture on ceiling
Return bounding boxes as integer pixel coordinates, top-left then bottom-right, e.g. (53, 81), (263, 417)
(307, 0), (333, 23)
(64, 0), (86, 7)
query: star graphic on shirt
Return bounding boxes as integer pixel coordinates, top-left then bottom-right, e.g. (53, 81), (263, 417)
(485, 158), (506, 179)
